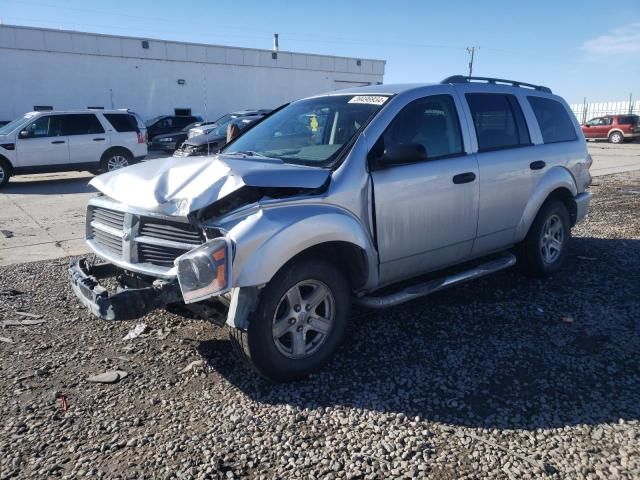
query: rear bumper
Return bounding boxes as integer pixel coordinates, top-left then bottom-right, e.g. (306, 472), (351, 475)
(69, 258), (181, 320)
(574, 192), (591, 224)
(623, 132), (640, 139)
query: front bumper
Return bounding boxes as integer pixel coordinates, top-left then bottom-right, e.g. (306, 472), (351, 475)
(69, 258), (181, 320)
(149, 141), (177, 151)
(574, 191), (591, 224)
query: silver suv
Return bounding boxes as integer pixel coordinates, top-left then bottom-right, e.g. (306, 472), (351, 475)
(69, 76), (592, 381)
(0, 109), (147, 186)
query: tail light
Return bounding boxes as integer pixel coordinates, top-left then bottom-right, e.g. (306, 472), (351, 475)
(136, 130), (145, 144)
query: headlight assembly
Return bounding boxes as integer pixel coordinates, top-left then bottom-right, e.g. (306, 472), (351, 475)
(175, 237), (232, 304)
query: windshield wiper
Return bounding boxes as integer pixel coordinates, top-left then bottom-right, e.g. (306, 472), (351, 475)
(224, 150), (269, 157)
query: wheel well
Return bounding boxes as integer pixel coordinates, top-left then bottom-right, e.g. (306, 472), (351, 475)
(0, 155), (12, 174)
(283, 241), (369, 291)
(546, 187), (577, 225)
(101, 146), (133, 163)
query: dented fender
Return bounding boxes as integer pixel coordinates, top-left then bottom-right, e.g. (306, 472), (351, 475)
(221, 202), (378, 291)
(515, 166), (578, 241)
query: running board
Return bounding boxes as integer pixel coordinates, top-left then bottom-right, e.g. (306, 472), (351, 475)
(354, 253), (517, 309)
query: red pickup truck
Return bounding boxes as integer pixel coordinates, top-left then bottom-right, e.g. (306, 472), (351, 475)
(581, 114), (640, 143)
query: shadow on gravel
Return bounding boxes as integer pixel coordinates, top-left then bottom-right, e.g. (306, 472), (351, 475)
(2, 176), (95, 195)
(200, 237), (640, 431)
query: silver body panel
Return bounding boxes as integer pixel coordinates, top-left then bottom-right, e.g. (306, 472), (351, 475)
(85, 81), (591, 297)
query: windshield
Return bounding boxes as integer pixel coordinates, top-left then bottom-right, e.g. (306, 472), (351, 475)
(0, 113), (38, 135)
(223, 94), (389, 166)
(145, 116), (164, 126)
(206, 115), (243, 138)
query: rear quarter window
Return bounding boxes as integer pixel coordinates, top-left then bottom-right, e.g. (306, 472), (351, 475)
(104, 114), (139, 132)
(617, 115), (639, 125)
(527, 96), (577, 144)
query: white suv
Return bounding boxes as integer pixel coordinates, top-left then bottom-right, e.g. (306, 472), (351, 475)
(0, 109), (148, 187)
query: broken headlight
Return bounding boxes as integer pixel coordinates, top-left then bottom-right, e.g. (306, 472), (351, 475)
(175, 237), (232, 304)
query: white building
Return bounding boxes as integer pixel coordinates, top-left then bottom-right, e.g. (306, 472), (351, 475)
(0, 25), (386, 122)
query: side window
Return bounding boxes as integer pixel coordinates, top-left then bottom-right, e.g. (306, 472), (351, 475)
(157, 118), (172, 128)
(603, 117), (613, 126)
(104, 114), (138, 132)
(62, 114), (105, 136)
(378, 94), (464, 160)
(175, 117), (194, 129)
(22, 116), (64, 138)
(466, 93), (530, 152)
(527, 96), (577, 144)
(23, 116), (51, 138)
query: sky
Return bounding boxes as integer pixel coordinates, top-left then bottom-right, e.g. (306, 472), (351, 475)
(0, 0), (638, 105)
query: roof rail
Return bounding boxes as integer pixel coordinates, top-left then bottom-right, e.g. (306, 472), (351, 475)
(441, 75), (552, 94)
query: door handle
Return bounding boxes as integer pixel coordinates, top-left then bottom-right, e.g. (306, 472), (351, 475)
(530, 160), (546, 170)
(93, 138), (105, 141)
(51, 140), (65, 144)
(452, 172), (476, 184)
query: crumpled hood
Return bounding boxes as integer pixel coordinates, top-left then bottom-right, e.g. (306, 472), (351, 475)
(89, 154), (330, 216)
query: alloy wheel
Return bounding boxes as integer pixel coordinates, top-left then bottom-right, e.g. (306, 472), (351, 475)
(540, 214), (564, 264)
(107, 155), (129, 171)
(271, 280), (335, 359)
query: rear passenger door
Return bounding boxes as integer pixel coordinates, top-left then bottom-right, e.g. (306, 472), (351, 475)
(65, 114), (106, 165)
(462, 92), (541, 254)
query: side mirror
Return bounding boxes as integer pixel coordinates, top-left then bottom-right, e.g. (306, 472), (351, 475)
(19, 130), (31, 138)
(371, 143), (428, 170)
(583, 124), (590, 128)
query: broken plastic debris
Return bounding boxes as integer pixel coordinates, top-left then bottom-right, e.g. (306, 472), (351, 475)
(122, 323), (148, 340)
(0, 336), (13, 343)
(576, 256), (597, 261)
(2, 319), (46, 326)
(179, 360), (205, 374)
(561, 316), (574, 323)
(15, 311), (44, 319)
(87, 370), (128, 384)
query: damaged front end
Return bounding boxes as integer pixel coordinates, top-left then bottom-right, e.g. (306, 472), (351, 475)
(69, 153), (330, 324)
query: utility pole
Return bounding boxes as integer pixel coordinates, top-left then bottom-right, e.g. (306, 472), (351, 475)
(466, 47), (479, 77)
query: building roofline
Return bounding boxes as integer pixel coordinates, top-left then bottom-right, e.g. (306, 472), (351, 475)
(1, 23), (386, 64)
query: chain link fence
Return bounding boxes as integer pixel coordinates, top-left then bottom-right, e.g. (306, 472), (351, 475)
(570, 99), (639, 124)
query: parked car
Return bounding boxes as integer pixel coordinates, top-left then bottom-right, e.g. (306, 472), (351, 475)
(187, 110), (271, 139)
(69, 76), (592, 381)
(145, 115), (202, 140)
(581, 114), (640, 143)
(149, 122), (205, 152)
(174, 115), (264, 157)
(0, 109), (147, 186)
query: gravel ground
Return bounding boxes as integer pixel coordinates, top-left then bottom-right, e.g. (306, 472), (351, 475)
(1, 172), (639, 479)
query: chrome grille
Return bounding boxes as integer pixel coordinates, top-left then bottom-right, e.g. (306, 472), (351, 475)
(87, 205), (204, 274)
(138, 243), (193, 268)
(139, 218), (204, 244)
(91, 208), (125, 230)
(91, 228), (122, 256)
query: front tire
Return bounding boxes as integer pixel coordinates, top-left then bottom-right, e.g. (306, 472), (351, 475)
(230, 258), (351, 382)
(608, 131), (623, 144)
(0, 161), (10, 187)
(100, 150), (133, 172)
(518, 199), (571, 277)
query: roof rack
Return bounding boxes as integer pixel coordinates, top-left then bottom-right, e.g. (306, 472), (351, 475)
(441, 75), (552, 94)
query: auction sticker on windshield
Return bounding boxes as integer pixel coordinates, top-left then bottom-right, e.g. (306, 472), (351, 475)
(348, 95), (388, 105)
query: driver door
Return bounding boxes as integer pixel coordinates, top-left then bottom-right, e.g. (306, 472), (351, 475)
(16, 115), (70, 168)
(370, 94), (479, 285)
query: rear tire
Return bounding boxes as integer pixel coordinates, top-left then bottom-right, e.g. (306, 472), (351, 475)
(0, 160), (11, 187)
(608, 131), (623, 144)
(100, 149), (133, 172)
(518, 199), (571, 278)
(230, 258), (351, 382)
